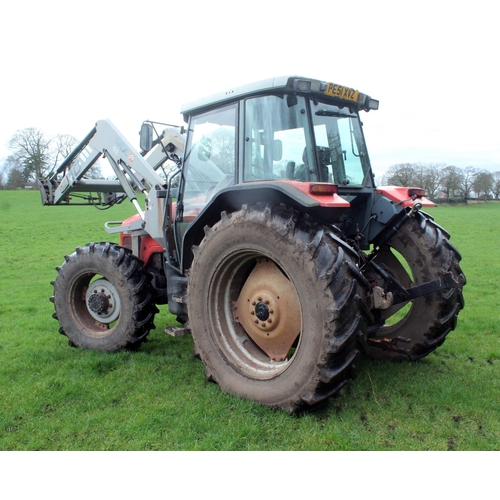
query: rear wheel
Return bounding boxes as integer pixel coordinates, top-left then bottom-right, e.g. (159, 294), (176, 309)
(187, 204), (370, 413)
(367, 213), (465, 361)
(51, 242), (157, 351)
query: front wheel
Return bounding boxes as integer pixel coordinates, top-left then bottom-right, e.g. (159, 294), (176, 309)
(187, 204), (370, 413)
(51, 242), (158, 351)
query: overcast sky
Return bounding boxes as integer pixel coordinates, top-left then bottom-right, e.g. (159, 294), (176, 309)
(0, 0), (498, 181)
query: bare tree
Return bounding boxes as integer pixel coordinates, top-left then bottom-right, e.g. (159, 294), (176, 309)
(472, 170), (493, 200)
(51, 134), (78, 168)
(493, 172), (500, 200)
(8, 128), (52, 183)
(385, 163), (418, 187)
(459, 166), (477, 202)
(440, 165), (464, 200)
(422, 163), (444, 199)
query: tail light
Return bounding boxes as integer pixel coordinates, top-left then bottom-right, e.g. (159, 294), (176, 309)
(309, 183), (338, 195)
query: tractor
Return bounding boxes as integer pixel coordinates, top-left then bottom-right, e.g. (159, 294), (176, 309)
(40, 76), (465, 413)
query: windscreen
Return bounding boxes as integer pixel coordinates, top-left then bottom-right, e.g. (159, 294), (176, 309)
(311, 101), (370, 186)
(243, 95), (370, 186)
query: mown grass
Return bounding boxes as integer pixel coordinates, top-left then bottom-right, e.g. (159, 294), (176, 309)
(0, 191), (499, 450)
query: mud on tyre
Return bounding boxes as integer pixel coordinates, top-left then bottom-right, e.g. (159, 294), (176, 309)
(51, 242), (158, 352)
(187, 204), (371, 413)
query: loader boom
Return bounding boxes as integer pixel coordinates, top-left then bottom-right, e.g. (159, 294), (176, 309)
(40, 119), (167, 207)
(39, 119), (185, 249)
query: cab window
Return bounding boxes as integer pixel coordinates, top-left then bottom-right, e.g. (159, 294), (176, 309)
(243, 95), (316, 182)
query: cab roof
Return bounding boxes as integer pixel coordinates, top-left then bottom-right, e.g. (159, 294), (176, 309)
(180, 76), (379, 118)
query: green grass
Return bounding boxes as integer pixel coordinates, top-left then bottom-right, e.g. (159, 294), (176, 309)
(0, 191), (499, 450)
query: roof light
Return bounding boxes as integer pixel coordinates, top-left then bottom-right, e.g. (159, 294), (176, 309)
(293, 79), (312, 92)
(309, 183), (338, 195)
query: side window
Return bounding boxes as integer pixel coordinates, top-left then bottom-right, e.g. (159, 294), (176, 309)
(180, 105), (236, 223)
(244, 95), (315, 182)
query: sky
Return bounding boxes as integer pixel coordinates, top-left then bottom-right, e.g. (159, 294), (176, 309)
(0, 0), (498, 181)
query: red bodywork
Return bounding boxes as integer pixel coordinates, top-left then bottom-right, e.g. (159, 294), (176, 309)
(120, 214), (164, 266)
(376, 186), (435, 207)
(119, 183), (429, 266)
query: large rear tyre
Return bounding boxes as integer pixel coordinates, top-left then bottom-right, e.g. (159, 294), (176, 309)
(187, 204), (370, 413)
(51, 242), (158, 352)
(367, 212), (465, 361)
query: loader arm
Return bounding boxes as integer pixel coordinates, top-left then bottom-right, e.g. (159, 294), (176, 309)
(40, 119), (167, 207)
(39, 119), (184, 250)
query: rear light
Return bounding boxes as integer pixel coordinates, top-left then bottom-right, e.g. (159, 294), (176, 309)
(408, 188), (426, 197)
(309, 183), (338, 195)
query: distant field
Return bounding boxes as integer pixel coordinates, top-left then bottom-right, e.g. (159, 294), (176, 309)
(0, 190), (499, 450)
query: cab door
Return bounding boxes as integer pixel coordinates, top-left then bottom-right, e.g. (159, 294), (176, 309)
(175, 104), (237, 250)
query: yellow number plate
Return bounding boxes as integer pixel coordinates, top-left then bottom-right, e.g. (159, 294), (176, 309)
(323, 83), (359, 103)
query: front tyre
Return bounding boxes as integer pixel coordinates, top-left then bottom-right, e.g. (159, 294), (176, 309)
(187, 204), (370, 413)
(51, 242), (158, 351)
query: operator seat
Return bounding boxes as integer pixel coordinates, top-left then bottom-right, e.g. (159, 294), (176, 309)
(294, 147), (331, 182)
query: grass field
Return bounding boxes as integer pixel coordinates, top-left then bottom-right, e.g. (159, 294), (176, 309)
(0, 190), (499, 451)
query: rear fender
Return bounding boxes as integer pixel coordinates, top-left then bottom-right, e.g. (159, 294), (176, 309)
(181, 181), (351, 271)
(376, 186), (435, 208)
(367, 186), (435, 242)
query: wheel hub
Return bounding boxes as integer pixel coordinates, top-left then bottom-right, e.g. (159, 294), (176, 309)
(87, 293), (110, 314)
(85, 278), (121, 324)
(234, 259), (301, 361)
(255, 302), (270, 321)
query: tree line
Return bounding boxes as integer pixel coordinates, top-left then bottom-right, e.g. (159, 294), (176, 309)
(0, 128), (101, 189)
(379, 163), (500, 201)
(2, 128), (499, 201)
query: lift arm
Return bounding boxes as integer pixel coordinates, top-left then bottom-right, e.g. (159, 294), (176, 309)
(39, 119), (186, 250)
(40, 119), (167, 207)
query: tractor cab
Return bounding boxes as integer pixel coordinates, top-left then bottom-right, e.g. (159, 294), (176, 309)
(174, 77), (380, 259)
